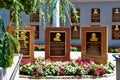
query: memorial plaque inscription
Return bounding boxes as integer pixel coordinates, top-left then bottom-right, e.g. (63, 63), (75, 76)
(45, 28), (70, 61)
(71, 25), (80, 39)
(91, 8), (100, 22)
(112, 25), (120, 40)
(19, 31), (30, 56)
(30, 12), (39, 22)
(86, 32), (101, 56)
(50, 32), (65, 57)
(112, 8), (120, 22)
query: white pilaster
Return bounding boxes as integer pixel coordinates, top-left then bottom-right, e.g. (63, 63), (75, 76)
(53, 0), (60, 27)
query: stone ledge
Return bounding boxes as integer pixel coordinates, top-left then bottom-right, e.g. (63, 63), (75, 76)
(19, 74), (114, 79)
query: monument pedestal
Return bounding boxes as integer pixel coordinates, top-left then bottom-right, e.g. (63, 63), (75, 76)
(81, 27), (108, 64)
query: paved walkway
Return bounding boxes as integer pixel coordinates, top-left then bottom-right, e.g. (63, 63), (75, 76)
(19, 51), (117, 80)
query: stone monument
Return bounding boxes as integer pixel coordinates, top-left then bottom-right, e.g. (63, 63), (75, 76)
(7, 26), (35, 62)
(81, 27), (108, 64)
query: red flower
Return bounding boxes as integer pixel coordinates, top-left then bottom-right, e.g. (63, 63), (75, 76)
(109, 48), (113, 51)
(35, 44), (40, 47)
(76, 46), (81, 49)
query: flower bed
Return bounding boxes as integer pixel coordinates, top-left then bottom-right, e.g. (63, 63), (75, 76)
(108, 46), (120, 53)
(35, 44), (120, 53)
(70, 45), (81, 51)
(19, 57), (115, 78)
(35, 44), (45, 51)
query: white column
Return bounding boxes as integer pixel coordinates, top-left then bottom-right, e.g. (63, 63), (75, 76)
(53, 0), (60, 27)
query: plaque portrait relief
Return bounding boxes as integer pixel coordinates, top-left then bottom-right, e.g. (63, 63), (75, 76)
(71, 8), (80, 23)
(50, 32), (65, 57)
(71, 25), (80, 39)
(112, 8), (120, 22)
(30, 12), (39, 22)
(53, 33), (61, 41)
(112, 25), (120, 40)
(86, 32), (101, 56)
(91, 8), (100, 22)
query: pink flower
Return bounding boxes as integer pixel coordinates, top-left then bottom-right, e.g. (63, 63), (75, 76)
(94, 68), (105, 76)
(75, 59), (94, 66)
(21, 60), (28, 65)
(59, 68), (65, 75)
(37, 62), (41, 65)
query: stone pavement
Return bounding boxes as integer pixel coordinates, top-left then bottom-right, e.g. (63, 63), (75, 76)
(19, 51), (117, 80)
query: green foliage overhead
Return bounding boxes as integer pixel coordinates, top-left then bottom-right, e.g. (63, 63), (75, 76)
(0, 0), (78, 26)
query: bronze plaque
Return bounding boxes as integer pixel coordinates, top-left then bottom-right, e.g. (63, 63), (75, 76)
(45, 27), (70, 61)
(112, 8), (120, 22)
(71, 8), (80, 23)
(30, 12), (39, 22)
(86, 32), (101, 56)
(50, 32), (65, 57)
(19, 31), (30, 56)
(82, 27), (108, 64)
(71, 25), (80, 39)
(91, 8), (100, 22)
(31, 25), (39, 39)
(7, 26), (35, 63)
(112, 25), (120, 40)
